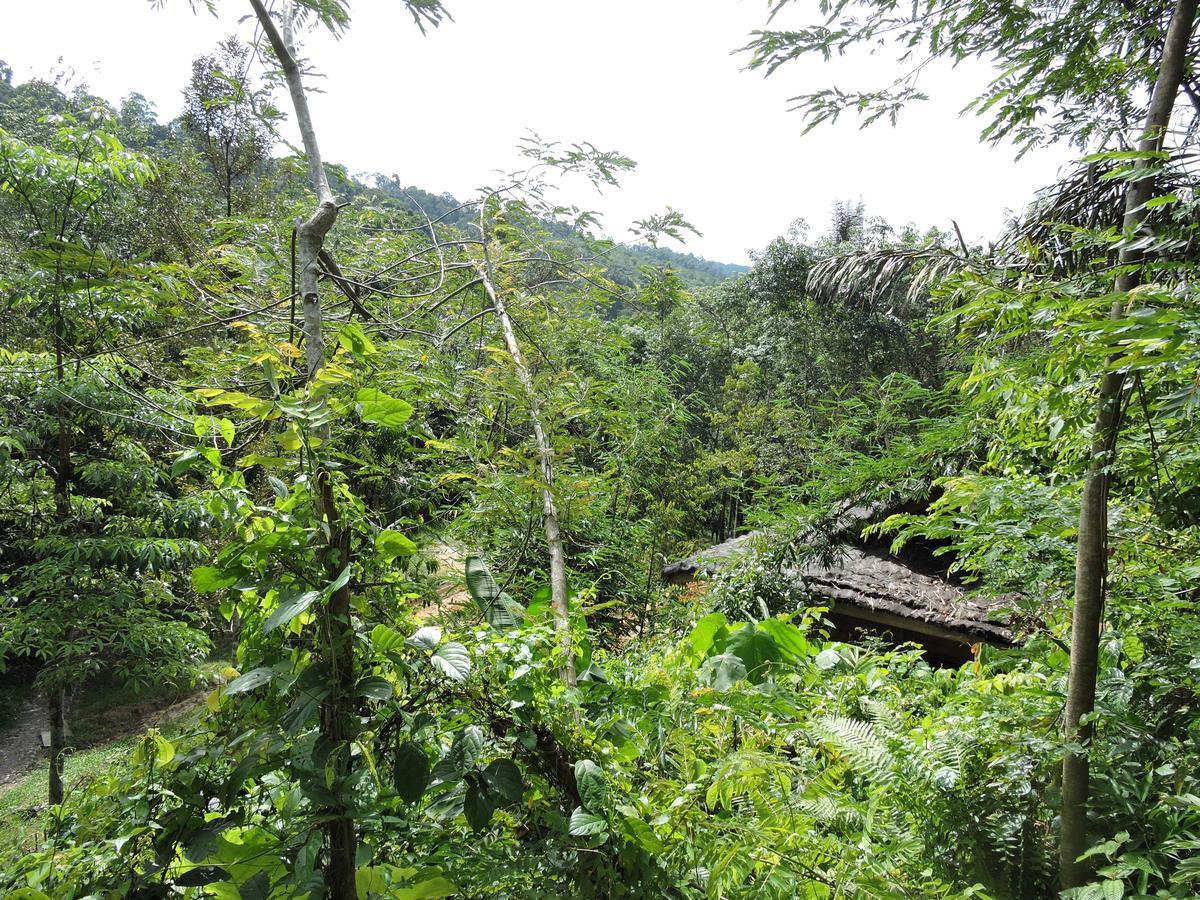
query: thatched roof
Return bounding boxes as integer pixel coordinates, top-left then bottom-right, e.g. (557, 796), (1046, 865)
(663, 532), (1013, 653)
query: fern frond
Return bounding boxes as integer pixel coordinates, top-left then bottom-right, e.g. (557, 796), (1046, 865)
(815, 715), (894, 785)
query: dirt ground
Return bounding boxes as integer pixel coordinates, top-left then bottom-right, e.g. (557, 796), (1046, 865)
(0, 690), (46, 787)
(413, 542), (470, 619)
(0, 680), (208, 789)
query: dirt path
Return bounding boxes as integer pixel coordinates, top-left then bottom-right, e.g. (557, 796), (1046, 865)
(413, 542), (470, 619)
(0, 691), (45, 787)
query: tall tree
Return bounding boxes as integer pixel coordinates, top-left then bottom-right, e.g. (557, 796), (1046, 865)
(243, 3), (356, 892)
(243, 2), (445, 894)
(0, 111), (208, 804)
(181, 36), (272, 217)
(1060, 0), (1198, 886)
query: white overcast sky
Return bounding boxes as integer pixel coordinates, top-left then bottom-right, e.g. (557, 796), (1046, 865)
(5, 1), (1072, 264)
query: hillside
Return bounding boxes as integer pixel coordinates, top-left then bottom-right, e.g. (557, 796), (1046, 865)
(368, 178), (748, 289)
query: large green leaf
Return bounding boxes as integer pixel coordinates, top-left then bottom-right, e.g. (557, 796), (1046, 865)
(376, 529), (417, 563)
(698, 653), (747, 691)
(757, 618), (811, 663)
(620, 815), (664, 854)
(174, 866), (230, 887)
(449, 725), (484, 774)
(357, 388), (413, 427)
(406, 625), (442, 651)
(725, 623), (781, 683)
(574, 759), (608, 813)
(262, 589), (321, 634)
(483, 758), (524, 803)
(463, 781), (496, 831)
(431, 642), (470, 682)
(356, 676), (393, 701)
(393, 876), (458, 899)
(192, 565), (238, 593)
(688, 611), (729, 658)
(224, 667), (274, 694)
(337, 322), (376, 358)
(464, 554), (524, 630)
(465, 553), (500, 601)
(394, 742), (431, 803)
(568, 807), (609, 839)
(370, 624), (405, 653)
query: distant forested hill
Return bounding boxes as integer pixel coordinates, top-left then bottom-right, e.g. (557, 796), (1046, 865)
(367, 178), (748, 289)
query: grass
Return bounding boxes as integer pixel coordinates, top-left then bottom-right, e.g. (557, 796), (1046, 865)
(0, 666), (221, 858)
(0, 735), (141, 815)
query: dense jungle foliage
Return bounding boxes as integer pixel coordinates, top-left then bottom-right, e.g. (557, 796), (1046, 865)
(2, 1), (1200, 898)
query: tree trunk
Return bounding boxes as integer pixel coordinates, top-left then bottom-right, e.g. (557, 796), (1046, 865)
(47, 685), (65, 805)
(475, 262), (577, 689)
(247, 3), (355, 896)
(50, 292), (71, 806)
(1060, 0), (1197, 887)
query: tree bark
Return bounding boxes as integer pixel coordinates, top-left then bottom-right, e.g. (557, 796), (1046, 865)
(47, 685), (65, 805)
(49, 290), (71, 806)
(475, 261), (578, 689)
(247, 3), (355, 897)
(1060, 0), (1197, 887)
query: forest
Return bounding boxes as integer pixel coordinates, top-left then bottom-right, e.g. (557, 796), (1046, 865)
(1, 0), (1199, 897)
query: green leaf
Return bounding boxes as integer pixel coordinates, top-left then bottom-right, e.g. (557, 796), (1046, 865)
(174, 866), (230, 887)
(192, 565), (238, 593)
(688, 611), (729, 658)
(153, 732), (175, 766)
(756, 618), (810, 663)
(280, 687), (324, 734)
(465, 554), (500, 602)
(406, 625), (442, 650)
(619, 815), (664, 854)
(376, 530), (417, 563)
(725, 623), (781, 682)
(370, 624), (405, 653)
(356, 676), (393, 701)
(574, 759), (607, 813)
(337, 322), (376, 357)
(393, 742), (431, 803)
(449, 725), (484, 774)
(698, 653), (747, 691)
(263, 589), (321, 634)
(1144, 193), (1179, 209)
(483, 758), (524, 803)
(357, 388), (413, 427)
(431, 642), (470, 682)
(327, 565), (352, 595)
(464, 555), (523, 629)
(171, 449), (205, 476)
(266, 475), (289, 500)
(224, 667), (274, 694)
(463, 781), (496, 831)
(568, 807), (609, 838)
(392, 876), (458, 899)
(183, 818), (232, 862)
(814, 648), (842, 670)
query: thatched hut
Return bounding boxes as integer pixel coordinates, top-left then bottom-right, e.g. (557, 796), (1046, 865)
(663, 529), (1013, 666)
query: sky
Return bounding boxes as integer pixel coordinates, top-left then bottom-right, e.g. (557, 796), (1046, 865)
(4, 0), (1073, 265)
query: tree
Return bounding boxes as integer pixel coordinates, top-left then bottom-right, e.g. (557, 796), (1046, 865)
(237, 2), (446, 894)
(181, 36), (272, 217)
(0, 110), (208, 804)
(1060, 0), (1198, 885)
